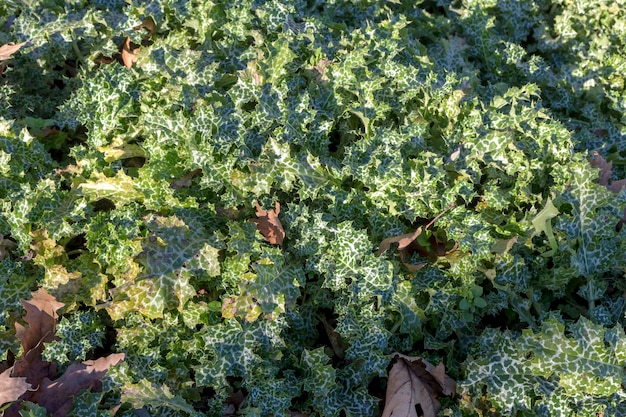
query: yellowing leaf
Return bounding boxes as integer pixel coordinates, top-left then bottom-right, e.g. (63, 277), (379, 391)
(78, 170), (143, 207)
(97, 144), (145, 163)
(381, 354), (456, 417)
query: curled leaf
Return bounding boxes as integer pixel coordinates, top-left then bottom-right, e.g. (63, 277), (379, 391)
(120, 37), (138, 68)
(251, 202), (285, 247)
(377, 203), (456, 270)
(616, 207), (626, 233)
(133, 17), (156, 38)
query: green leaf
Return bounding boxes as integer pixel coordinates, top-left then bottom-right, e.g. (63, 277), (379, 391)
(78, 170), (143, 207)
(463, 315), (626, 414)
(247, 250), (305, 317)
(121, 378), (202, 417)
(109, 214), (213, 319)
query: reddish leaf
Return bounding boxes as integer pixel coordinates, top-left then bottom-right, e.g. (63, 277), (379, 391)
(0, 41), (27, 61)
(0, 367), (32, 407)
(35, 353), (125, 417)
(12, 289), (62, 390)
(381, 354), (456, 417)
(590, 151), (613, 187)
(4, 290), (63, 416)
(251, 202), (285, 247)
(11, 350), (56, 388)
(608, 179), (626, 194)
(14, 289), (64, 354)
(96, 37), (140, 68)
(594, 129), (609, 138)
(377, 227), (425, 255)
(590, 151), (626, 193)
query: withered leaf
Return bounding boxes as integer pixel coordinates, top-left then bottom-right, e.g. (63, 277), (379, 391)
(590, 151), (626, 193)
(377, 203), (456, 270)
(0, 234), (17, 261)
(170, 169), (202, 189)
(120, 37), (138, 68)
(381, 353), (456, 417)
(0, 367), (32, 407)
(0, 41), (27, 61)
(377, 227), (425, 256)
(15, 289), (64, 354)
(251, 202), (285, 247)
(617, 207), (626, 233)
(590, 151), (613, 187)
(133, 17), (156, 38)
(35, 353), (124, 416)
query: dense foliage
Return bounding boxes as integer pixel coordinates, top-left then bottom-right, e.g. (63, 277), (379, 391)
(1, 0), (626, 415)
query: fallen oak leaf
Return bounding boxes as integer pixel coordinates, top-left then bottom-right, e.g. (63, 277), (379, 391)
(0, 367), (32, 407)
(381, 353), (456, 417)
(15, 289), (64, 354)
(251, 202), (285, 247)
(34, 353), (125, 417)
(12, 289), (63, 387)
(0, 234), (17, 260)
(95, 37), (140, 68)
(0, 41), (27, 61)
(5, 290), (64, 416)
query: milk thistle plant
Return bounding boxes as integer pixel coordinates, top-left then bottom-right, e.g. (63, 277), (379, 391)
(1, 0), (626, 416)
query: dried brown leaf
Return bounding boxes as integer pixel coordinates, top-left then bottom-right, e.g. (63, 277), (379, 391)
(617, 208), (626, 233)
(590, 151), (626, 193)
(0, 41), (27, 61)
(15, 289), (64, 354)
(590, 151), (612, 186)
(318, 315), (347, 359)
(0, 234), (17, 261)
(251, 202), (285, 247)
(377, 227), (424, 256)
(133, 17), (156, 38)
(0, 367), (32, 407)
(381, 354), (456, 417)
(5, 290), (63, 415)
(377, 203), (456, 270)
(35, 353), (125, 417)
(170, 169), (202, 189)
(608, 179), (626, 194)
(119, 37), (138, 68)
